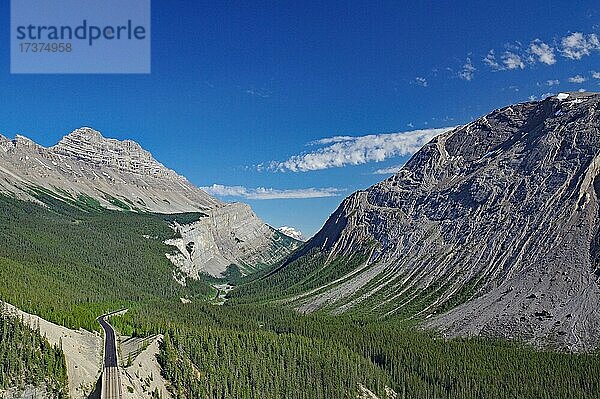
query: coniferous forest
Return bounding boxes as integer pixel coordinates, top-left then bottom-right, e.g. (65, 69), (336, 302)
(0, 305), (68, 397)
(0, 193), (599, 398)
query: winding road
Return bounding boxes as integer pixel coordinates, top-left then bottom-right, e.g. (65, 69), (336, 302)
(98, 313), (123, 399)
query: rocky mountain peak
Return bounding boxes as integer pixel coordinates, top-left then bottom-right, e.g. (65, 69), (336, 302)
(0, 126), (299, 278)
(51, 127), (176, 179)
(0, 126), (220, 212)
(11, 134), (44, 150)
(63, 126), (104, 141)
(284, 92), (600, 351)
(60, 127), (144, 152)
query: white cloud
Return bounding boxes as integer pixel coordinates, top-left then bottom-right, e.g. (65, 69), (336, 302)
(201, 184), (342, 199)
(560, 32), (600, 60)
(546, 79), (560, 86)
(414, 76), (428, 87)
(308, 136), (355, 145)
(458, 57), (476, 80)
(502, 51), (525, 69)
(265, 127), (453, 172)
(483, 50), (503, 70)
(277, 226), (305, 241)
(592, 71), (600, 79)
(466, 31), (600, 80)
(373, 165), (404, 175)
(529, 40), (556, 65)
(568, 74), (587, 83)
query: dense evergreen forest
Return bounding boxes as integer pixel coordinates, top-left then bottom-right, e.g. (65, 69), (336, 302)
(117, 302), (600, 399)
(0, 305), (68, 397)
(0, 194), (213, 331)
(0, 193), (599, 398)
(227, 250), (369, 304)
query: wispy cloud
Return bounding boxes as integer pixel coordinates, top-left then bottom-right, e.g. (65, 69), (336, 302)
(201, 184), (342, 199)
(430, 31), (600, 89)
(529, 40), (556, 65)
(483, 50), (503, 70)
(458, 57), (476, 80)
(568, 74), (587, 83)
(245, 88), (272, 98)
(308, 136), (355, 146)
(592, 71), (600, 79)
(560, 32), (600, 60)
(475, 32), (600, 76)
(546, 79), (560, 86)
(502, 51), (525, 70)
(373, 165), (404, 175)
(262, 127), (453, 172)
(413, 76), (428, 87)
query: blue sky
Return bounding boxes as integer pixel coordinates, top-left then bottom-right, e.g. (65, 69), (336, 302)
(1, 1), (599, 237)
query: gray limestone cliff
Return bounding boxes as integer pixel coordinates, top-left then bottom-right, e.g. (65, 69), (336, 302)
(0, 127), (300, 277)
(291, 92), (600, 351)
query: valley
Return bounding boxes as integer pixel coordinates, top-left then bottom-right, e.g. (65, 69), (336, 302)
(1, 95), (600, 398)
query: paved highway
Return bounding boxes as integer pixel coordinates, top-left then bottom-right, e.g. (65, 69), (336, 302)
(98, 314), (122, 399)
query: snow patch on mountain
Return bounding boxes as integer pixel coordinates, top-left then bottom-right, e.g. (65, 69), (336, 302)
(278, 226), (306, 241)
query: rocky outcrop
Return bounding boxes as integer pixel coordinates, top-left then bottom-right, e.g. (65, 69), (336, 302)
(120, 335), (172, 399)
(166, 203), (301, 277)
(292, 92), (600, 351)
(0, 127), (299, 277)
(0, 127), (218, 213)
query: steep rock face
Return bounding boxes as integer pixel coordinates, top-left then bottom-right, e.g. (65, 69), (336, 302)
(52, 128), (179, 179)
(166, 203), (301, 277)
(0, 127), (299, 277)
(291, 92), (600, 351)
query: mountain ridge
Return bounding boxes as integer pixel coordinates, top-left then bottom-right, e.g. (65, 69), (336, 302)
(0, 127), (300, 277)
(253, 92), (600, 351)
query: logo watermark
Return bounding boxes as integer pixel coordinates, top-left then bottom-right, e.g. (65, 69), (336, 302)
(11, 0), (151, 74)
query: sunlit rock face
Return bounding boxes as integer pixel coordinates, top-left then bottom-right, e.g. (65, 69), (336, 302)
(296, 92), (600, 351)
(0, 127), (300, 278)
(166, 203), (301, 278)
(0, 127), (219, 212)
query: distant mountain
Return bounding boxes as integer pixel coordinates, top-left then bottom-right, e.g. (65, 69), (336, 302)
(0, 127), (300, 277)
(257, 92), (600, 351)
(0, 127), (218, 213)
(277, 226), (305, 241)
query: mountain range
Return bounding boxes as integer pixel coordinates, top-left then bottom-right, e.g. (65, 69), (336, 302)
(0, 127), (300, 278)
(2, 93), (600, 353)
(2, 93), (600, 399)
